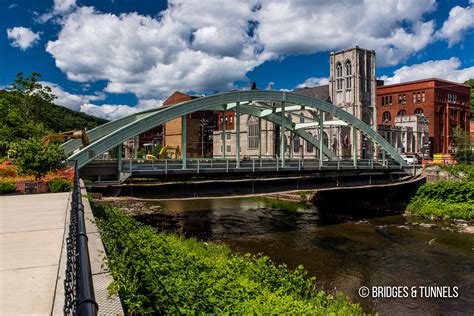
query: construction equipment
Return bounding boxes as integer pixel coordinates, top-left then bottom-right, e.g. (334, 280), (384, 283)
(145, 154), (158, 160)
(158, 145), (181, 159)
(42, 129), (90, 147)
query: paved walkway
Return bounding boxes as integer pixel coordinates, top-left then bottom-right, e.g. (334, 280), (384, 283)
(0, 190), (122, 315)
(0, 192), (70, 315)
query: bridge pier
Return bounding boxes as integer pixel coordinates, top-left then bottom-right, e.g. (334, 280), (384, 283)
(319, 112), (323, 167)
(352, 127), (357, 168)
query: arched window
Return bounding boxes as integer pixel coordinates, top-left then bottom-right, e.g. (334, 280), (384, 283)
(323, 132), (329, 147)
(293, 136), (300, 153)
(336, 62), (343, 90)
(247, 116), (259, 149)
(414, 108), (423, 115)
(382, 111), (391, 122)
(397, 110), (406, 117)
(345, 60), (352, 89)
(306, 133), (314, 153)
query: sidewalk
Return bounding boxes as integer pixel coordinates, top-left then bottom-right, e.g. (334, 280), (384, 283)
(0, 192), (70, 315)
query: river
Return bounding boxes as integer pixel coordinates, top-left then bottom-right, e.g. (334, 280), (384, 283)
(109, 197), (474, 315)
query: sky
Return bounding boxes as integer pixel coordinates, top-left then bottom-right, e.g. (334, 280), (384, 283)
(1, 0), (473, 120)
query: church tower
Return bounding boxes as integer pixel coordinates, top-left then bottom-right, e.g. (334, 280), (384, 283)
(329, 46), (377, 158)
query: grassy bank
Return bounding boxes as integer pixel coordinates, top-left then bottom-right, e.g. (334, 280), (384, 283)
(92, 202), (362, 315)
(407, 165), (474, 221)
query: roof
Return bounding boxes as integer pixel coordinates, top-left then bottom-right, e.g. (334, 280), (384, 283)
(377, 78), (470, 90)
(293, 85), (331, 102)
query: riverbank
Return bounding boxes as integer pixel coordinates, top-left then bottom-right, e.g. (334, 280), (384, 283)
(406, 165), (473, 223)
(92, 202), (362, 314)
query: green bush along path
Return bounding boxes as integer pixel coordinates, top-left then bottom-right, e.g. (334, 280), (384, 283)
(93, 203), (363, 315)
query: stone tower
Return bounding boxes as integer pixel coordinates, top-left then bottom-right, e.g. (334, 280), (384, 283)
(329, 46), (377, 158)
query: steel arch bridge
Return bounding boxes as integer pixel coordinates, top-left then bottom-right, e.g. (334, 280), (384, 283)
(63, 90), (406, 170)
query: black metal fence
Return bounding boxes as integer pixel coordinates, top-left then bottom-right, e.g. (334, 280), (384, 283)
(64, 161), (98, 315)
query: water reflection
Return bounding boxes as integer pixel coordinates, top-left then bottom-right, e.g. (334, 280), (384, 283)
(128, 197), (474, 315)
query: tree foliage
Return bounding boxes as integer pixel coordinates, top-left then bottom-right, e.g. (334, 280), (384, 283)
(10, 138), (66, 180)
(0, 73), (107, 156)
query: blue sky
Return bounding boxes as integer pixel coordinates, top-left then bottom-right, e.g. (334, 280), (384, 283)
(1, 0), (473, 120)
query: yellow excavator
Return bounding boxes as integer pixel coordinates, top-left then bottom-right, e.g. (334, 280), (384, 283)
(146, 145), (181, 160)
(41, 129), (90, 147)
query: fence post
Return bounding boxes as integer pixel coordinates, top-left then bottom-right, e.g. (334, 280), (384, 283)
(197, 159), (200, 174)
(252, 159), (255, 172)
(165, 159), (168, 174)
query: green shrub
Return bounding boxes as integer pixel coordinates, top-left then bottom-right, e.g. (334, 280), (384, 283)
(0, 179), (16, 194)
(407, 179), (474, 220)
(48, 178), (72, 193)
(93, 203), (362, 315)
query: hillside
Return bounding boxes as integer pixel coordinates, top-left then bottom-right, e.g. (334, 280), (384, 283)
(0, 73), (107, 156)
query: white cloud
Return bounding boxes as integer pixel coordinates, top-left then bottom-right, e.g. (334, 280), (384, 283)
(80, 98), (163, 120)
(6, 27), (40, 50)
(296, 77), (329, 88)
(256, 0), (437, 66)
(80, 104), (138, 120)
(41, 81), (105, 111)
(436, 3), (474, 47)
(46, 0), (442, 103)
(380, 58), (474, 85)
(46, 2), (262, 99)
(39, 0), (77, 22)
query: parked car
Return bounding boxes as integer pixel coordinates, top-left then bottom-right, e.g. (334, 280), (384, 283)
(401, 154), (418, 165)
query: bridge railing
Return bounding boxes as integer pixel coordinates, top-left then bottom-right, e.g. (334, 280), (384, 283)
(121, 158), (402, 174)
(64, 161), (98, 315)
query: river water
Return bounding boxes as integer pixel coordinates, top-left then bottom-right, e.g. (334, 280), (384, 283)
(116, 197), (474, 315)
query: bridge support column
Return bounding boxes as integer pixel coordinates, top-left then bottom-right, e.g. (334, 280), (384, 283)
(258, 118), (262, 160)
(222, 110), (226, 159)
(352, 127), (357, 168)
(382, 149), (386, 167)
(319, 112), (323, 167)
(280, 101), (285, 167)
(236, 102), (240, 168)
(182, 114), (187, 169)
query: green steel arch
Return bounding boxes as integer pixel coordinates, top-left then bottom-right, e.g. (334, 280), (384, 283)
(64, 90), (406, 168)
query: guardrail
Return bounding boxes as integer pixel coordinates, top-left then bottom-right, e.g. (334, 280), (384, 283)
(121, 158), (402, 175)
(64, 161), (98, 315)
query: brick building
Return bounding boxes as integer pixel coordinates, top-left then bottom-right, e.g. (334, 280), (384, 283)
(376, 79), (470, 155)
(163, 91), (216, 158)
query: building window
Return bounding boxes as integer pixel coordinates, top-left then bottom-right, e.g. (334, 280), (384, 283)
(413, 93), (417, 104)
(397, 110), (406, 117)
(381, 97), (385, 106)
(402, 94), (406, 104)
(422, 91), (425, 102)
(323, 132), (329, 147)
(345, 61), (352, 89)
(398, 94), (402, 104)
(389, 96), (392, 104)
(247, 116), (259, 150)
(293, 136), (300, 153)
(299, 113), (305, 123)
(382, 111), (391, 123)
(336, 62), (343, 90)
(306, 133), (314, 153)
(415, 108), (423, 115)
(226, 145), (231, 153)
(226, 133), (231, 140)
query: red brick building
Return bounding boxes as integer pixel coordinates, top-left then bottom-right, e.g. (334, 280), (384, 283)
(376, 78), (470, 155)
(163, 91), (216, 157)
